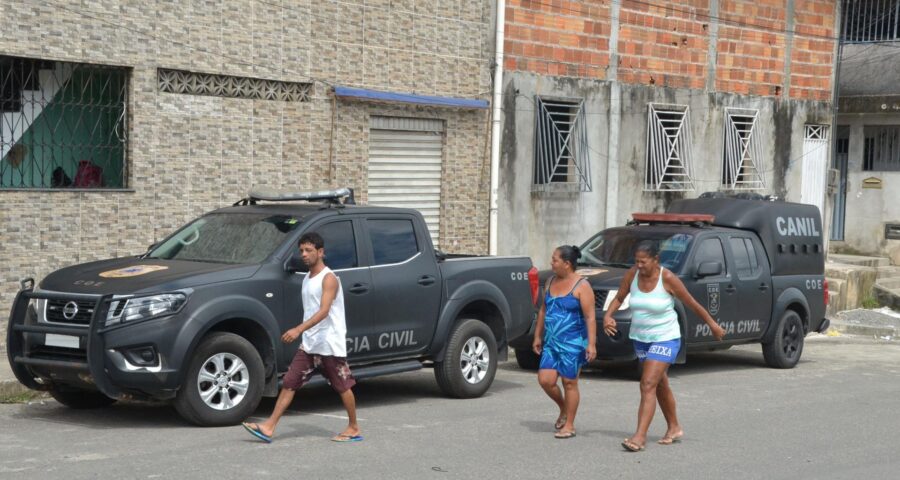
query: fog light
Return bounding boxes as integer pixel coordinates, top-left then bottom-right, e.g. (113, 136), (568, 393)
(122, 346), (158, 367)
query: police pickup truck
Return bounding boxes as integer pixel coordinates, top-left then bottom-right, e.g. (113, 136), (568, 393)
(511, 194), (829, 370)
(7, 188), (537, 426)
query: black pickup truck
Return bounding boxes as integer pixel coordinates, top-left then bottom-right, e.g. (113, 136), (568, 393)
(7, 188), (537, 426)
(511, 194), (829, 370)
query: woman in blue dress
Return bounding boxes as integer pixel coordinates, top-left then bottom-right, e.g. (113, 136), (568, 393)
(533, 245), (597, 439)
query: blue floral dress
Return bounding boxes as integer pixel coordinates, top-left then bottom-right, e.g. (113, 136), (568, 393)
(539, 277), (588, 379)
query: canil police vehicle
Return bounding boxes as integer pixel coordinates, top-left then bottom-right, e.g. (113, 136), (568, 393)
(511, 193), (830, 370)
(7, 188), (537, 426)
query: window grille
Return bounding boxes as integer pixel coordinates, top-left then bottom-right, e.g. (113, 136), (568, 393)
(863, 125), (900, 171)
(723, 108), (765, 190)
(1, 55), (128, 189)
(841, 0), (900, 43)
(532, 97), (591, 193)
(645, 104), (695, 191)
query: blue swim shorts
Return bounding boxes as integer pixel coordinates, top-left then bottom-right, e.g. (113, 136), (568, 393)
(633, 338), (681, 364)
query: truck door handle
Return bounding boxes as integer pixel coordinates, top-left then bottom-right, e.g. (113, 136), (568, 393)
(349, 283), (369, 294)
(417, 275), (436, 286)
(724, 285), (736, 294)
(758, 283), (769, 291)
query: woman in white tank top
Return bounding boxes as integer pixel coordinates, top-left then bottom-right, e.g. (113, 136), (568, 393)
(603, 240), (725, 452)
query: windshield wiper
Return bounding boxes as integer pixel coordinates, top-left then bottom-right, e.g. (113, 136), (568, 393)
(599, 261), (632, 269)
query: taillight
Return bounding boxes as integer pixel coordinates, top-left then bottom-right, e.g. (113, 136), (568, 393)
(528, 267), (539, 306)
(823, 279), (829, 306)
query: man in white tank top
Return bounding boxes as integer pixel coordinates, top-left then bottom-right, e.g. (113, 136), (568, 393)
(242, 232), (361, 443)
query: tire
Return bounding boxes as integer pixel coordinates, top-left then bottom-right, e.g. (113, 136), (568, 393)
(173, 332), (265, 427)
(49, 387), (116, 409)
(514, 348), (540, 370)
(762, 310), (805, 369)
(434, 319), (498, 398)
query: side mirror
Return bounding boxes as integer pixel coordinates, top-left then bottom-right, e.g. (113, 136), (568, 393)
(286, 252), (308, 273)
(696, 261), (723, 278)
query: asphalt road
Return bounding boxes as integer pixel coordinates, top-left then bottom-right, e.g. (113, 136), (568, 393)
(1, 334), (899, 479)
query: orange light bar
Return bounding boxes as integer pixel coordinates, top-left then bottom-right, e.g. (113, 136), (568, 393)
(632, 213), (715, 224)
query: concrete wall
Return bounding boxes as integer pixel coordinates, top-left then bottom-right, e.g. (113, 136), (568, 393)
(0, 0), (495, 354)
(834, 113), (900, 262)
(499, 71), (833, 266)
(840, 44), (900, 96)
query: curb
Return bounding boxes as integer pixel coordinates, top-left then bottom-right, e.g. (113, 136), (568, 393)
(829, 321), (897, 338)
(0, 379), (31, 398)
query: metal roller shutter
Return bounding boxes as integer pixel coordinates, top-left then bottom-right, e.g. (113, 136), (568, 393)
(367, 128), (443, 247)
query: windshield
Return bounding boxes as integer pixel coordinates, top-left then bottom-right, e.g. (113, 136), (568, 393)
(580, 229), (694, 270)
(148, 213), (302, 264)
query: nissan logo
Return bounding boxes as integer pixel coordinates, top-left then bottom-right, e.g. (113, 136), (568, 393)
(62, 301), (79, 320)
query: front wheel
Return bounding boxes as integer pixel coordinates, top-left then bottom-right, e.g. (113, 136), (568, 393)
(49, 387), (116, 409)
(435, 319), (498, 398)
(762, 310), (805, 369)
(173, 332), (265, 426)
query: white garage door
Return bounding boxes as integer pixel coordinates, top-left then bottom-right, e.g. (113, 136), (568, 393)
(367, 118), (444, 247)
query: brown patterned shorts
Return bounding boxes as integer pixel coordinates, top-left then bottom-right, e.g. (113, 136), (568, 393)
(282, 349), (356, 393)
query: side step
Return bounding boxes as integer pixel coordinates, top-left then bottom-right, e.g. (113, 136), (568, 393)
(276, 359), (424, 391)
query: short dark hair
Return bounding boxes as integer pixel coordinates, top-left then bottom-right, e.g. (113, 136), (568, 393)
(634, 240), (659, 258)
(556, 245), (581, 270)
(298, 232), (324, 250)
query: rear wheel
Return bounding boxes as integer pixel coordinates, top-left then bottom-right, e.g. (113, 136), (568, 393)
(49, 387), (116, 409)
(174, 332), (265, 426)
(762, 310), (805, 369)
(514, 348), (540, 370)
(435, 319), (498, 398)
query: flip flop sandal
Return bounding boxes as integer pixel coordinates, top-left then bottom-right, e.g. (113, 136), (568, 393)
(331, 434), (364, 443)
(554, 416), (567, 430)
(621, 439), (645, 452)
(658, 434), (683, 445)
(554, 431), (576, 439)
(242, 423), (272, 443)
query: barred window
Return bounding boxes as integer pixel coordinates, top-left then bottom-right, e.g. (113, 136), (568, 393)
(645, 104), (695, 191)
(532, 97), (591, 193)
(841, 0), (900, 43)
(863, 125), (900, 171)
(723, 108), (765, 190)
(1, 56), (128, 189)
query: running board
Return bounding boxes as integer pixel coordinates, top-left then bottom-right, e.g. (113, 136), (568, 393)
(276, 360), (424, 390)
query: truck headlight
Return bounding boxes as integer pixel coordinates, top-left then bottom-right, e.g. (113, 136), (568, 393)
(602, 290), (630, 311)
(106, 293), (186, 326)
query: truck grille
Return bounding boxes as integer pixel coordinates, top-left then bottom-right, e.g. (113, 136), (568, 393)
(45, 299), (96, 326)
(29, 345), (88, 362)
(594, 290), (609, 310)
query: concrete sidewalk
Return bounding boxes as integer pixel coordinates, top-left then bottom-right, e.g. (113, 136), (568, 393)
(830, 307), (900, 339)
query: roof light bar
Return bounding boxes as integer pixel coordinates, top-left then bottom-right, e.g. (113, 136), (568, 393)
(631, 213), (715, 224)
(234, 187), (355, 206)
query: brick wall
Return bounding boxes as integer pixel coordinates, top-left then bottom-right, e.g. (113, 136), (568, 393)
(504, 0), (611, 79)
(618, 1), (710, 90)
(0, 0), (494, 341)
(790, 0), (837, 101)
(504, 0), (837, 100)
(715, 0), (788, 97)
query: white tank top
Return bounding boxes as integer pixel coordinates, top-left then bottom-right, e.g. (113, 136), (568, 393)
(300, 267), (347, 357)
(628, 267), (681, 343)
